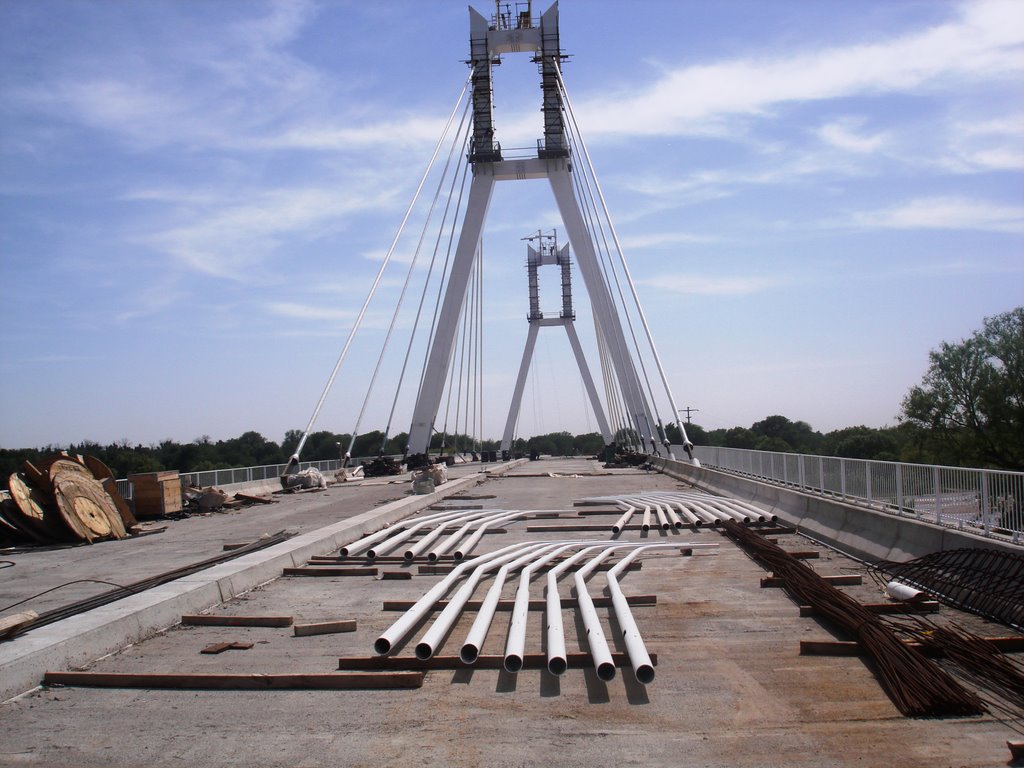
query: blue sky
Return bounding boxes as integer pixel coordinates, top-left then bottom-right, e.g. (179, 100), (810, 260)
(1, 0), (1022, 451)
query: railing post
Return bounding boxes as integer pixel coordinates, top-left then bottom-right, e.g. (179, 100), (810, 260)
(933, 465), (942, 525)
(840, 459), (847, 498)
(980, 470), (990, 536)
(896, 463), (904, 515)
(798, 454), (805, 489)
(865, 462), (872, 504)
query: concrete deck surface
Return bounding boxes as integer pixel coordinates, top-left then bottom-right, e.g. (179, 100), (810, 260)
(0, 458), (1018, 768)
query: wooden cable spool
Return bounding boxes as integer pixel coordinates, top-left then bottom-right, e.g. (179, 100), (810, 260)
(53, 473), (127, 542)
(101, 477), (138, 528)
(48, 458), (93, 483)
(7, 473), (69, 542)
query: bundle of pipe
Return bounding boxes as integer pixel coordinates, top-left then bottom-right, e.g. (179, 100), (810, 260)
(341, 508), (533, 560)
(581, 491), (775, 532)
(721, 520), (984, 717)
(377, 539), (718, 684)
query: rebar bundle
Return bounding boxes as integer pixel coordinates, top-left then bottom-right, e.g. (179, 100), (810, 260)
(899, 620), (1024, 714)
(873, 548), (1024, 629)
(722, 521), (985, 717)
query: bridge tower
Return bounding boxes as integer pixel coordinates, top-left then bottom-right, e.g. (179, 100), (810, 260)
(406, 1), (667, 457)
(499, 230), (612, 454)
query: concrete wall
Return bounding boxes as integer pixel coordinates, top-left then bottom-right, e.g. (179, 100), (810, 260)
(652, 456), (1022, 562)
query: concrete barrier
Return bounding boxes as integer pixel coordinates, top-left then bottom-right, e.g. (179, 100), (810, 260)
(652, 456), (1022, 562)
(0, 460), (526, 701)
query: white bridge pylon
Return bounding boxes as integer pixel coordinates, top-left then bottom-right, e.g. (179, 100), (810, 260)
(407, 1), (673, 457)
(500, 233), (612, 453)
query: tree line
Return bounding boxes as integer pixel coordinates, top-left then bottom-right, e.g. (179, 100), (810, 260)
(2, 307), (1019, 478)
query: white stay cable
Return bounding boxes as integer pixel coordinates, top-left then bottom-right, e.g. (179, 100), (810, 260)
(289, 70), (475, 466)
(348, 96), (474, 459)
(553, 61), (692, 451)
(384, 136), (473, 453)
(568, 148), (661, 448)
(568, 143), (665, 449)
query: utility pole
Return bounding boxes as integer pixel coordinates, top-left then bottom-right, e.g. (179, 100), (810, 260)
(677, 407), (699, 425)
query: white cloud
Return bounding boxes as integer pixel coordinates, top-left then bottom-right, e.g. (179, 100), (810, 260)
(638, 273), (779, 296)
(943, 113), (1024, 172)
(267, 302), (354, 321)
(817, 117), (890, 154)
(142, 185), (398, 279)
(573, 0), (1024, 137)
(851, 196), (1024, 233)
(621, 232), (719, 249)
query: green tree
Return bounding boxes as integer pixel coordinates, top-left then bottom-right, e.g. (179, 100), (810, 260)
(750, 415), (821, 453)
(901, 306), (1024, 469)
(821, 426), (899, 461)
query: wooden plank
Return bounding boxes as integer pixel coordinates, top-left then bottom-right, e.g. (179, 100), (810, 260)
(283, 567), (378, 577)
(799, 601), (940, 617)
(762, 574), (862, 588)
(293, 620), (357, 637)
(527, 523), (634, 532)
(382, 594), (658, 611)
(0, 610), (38, 640)
(800, 640), (864, 656)
(234, 492), (275, 505)
(309, 561), (458, 565)
(337, 652), (657, 671)
(182, 614), (293, 628)
(380, 571), (412, 580)
(788, 550), (820, 560)
(44, 671), (423, 690)
(201, 641), (254, 654)
(751, 525), (796, 535)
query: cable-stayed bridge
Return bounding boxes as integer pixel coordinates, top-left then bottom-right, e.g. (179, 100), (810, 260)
(285, 1), (695, 475)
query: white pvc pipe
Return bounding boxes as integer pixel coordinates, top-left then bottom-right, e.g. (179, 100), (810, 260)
(459, 542), (566, 664)
(611, 505), (636, 534)
(405, 510), (496, 561)
(454, 510), (526, 559)
(415, 542), (552, 660)
(640, 505), (652, 532)
(573, 549), (621, 681)
(341, 507), (479, 558)
(428, 510), (509, 561)
(606, 546), (662, 684)
(653, 503), (671, 531)
(504, 543), (582, 673)
(662, 504), (685, 529)
(375, 540), (538, 655)
(545, 544), (608, 676)
(367, 509), (480, 558)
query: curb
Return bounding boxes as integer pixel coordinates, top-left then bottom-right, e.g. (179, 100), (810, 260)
(0, 460), (526, 701)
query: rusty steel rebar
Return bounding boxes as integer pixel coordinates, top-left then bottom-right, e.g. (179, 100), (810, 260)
(721, 521), (985, 717)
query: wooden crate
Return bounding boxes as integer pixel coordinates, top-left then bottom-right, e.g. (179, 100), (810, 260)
(128, 471), (182, 518)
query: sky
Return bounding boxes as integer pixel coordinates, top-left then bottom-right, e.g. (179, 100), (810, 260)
(1, 0), (1022, 451)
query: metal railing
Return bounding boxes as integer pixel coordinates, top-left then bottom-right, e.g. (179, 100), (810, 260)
(673, 445), (1023, 544)
(115, 459), (343, 501)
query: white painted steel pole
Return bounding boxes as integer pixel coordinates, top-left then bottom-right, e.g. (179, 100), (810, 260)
(414, 542), (553, 660)
(606, 546), (661, 684)
(504, 543), (582, 673)
(545, 544), (608, 676)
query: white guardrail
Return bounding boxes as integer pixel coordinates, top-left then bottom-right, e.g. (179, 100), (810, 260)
(114, 459), (344, 501)
(675, 445), (1023, 544)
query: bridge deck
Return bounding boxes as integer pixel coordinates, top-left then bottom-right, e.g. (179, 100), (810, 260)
(0, 458), (1016, 767)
